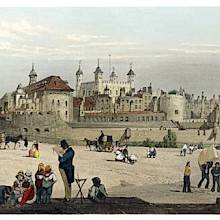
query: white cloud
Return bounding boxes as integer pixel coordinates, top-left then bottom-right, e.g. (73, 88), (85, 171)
(0, 18), (51, 40)
(66, 34), (107, 43)
(168, 48), (220, 54)
(87, 42), (138, 47)
(180, 42), (220, 49)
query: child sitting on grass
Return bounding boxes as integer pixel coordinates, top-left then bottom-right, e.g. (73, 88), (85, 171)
(88, 177), (107, 203)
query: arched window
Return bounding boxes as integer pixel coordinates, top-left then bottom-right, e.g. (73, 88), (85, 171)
(23, 128), (28, 132)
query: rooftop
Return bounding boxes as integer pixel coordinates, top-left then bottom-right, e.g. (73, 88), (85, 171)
(24, 75), (74, 94)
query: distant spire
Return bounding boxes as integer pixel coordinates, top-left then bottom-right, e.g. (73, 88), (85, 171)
(94, 58), (103, 74)
(109, 54), (111, 75)
(97, 58), (100, 67)
(76, 60), (83, 76)
(32, 62), (35, 71)
(130, 62), (133, 70)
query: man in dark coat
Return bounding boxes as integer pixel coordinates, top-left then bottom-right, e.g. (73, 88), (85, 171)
(211, 162), (220, 192)
(58, 139), (75, 202)
(98, 131), (105, 146)
(198, 162), (212, 189)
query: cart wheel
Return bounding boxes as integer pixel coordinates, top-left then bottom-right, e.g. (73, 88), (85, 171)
(97, 146), (102, 152)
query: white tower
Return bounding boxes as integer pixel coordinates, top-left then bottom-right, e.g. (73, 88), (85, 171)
(75, 61), (83, 97)
(29, 63), (37, 85)
(127, 63), (135, 93)
(94, 59), (103, 94)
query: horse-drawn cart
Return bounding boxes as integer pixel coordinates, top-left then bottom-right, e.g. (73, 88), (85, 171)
(96, 135), (114, 152)
(84, 135), (114, 152)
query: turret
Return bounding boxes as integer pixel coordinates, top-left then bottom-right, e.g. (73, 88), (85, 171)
(94, 59), (103, 82)
(148, 82), (152, 94)
(109, 67), (118, 81)
(127, 63), (135, 93)
(75, 61), (83, 97)
(94, 59), (103, 94)
(29, 63), (37, 85)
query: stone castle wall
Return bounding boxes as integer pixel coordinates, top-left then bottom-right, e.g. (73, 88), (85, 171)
(0, 112), (219, 146)
(0, 112), (75, 144)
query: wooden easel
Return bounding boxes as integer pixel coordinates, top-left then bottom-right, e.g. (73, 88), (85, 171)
(73, 174), (87, 204)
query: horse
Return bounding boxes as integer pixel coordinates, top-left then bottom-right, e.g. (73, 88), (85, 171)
(5, 135), (23, 150)
(84, 138), (98, 151)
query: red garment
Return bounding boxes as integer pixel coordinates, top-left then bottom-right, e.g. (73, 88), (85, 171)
(20, 186), (35, 207)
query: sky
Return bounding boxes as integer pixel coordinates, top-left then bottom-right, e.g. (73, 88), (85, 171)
(1, 7), (220, 97)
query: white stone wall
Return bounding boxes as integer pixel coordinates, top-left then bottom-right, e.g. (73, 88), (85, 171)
(78, 78), (132, 99)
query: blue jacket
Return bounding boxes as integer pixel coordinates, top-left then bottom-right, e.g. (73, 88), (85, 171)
(59, 148), (75, 184)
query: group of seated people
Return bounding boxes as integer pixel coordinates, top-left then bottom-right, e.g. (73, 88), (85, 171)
(114, 145), (138, 164)
(180, 143), (198, 156)
(0, 163), (57, 207)
(0, 165), (108, 207)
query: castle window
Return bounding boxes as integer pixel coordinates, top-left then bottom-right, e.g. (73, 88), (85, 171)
(52, 100), (54, 105)
(135, 105), (137, 109)
(23, 128), (28, 132)
(65, 111), (68, 115)
(151, 116), (154, 121)
(65, 101), (68, 107)
(125, 117), (129, 122)
(57, 100), (60, 106)
(116, 90), (118, 95)
(35, 128), (40, 133)
(155, 116), (158, 121)
(44, 128), (49, 132)
(175, 110), (179, 115)
(142, 116), (145, 121)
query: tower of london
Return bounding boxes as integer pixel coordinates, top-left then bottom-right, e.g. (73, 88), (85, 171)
(75, 60), (136, 103)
